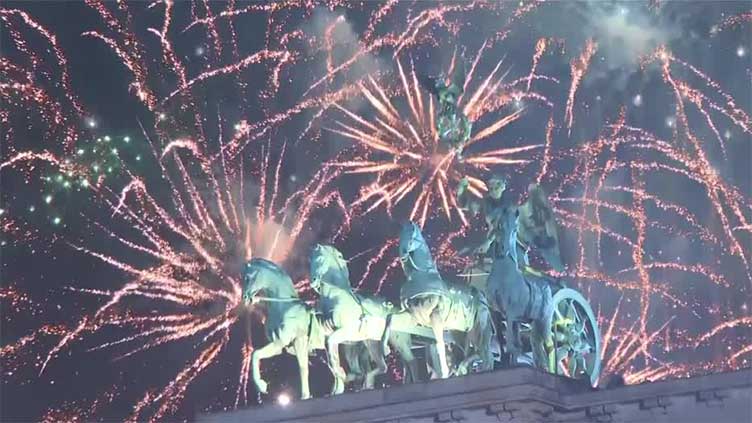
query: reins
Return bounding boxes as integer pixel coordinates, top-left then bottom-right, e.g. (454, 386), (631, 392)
(251, 296), (300, 303)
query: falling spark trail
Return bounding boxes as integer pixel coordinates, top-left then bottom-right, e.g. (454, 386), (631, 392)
(2, 2), (751, 420)
(565, 39), (597, 135)
(527, 38), (548, 92)
(164, 50), (291, 102)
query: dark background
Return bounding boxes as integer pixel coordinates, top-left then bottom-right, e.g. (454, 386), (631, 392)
(1, 1), (750, 421)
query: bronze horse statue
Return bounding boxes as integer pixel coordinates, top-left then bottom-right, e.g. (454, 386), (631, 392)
(486, 206), (556, 372)
(382, 222), (495, 379)
(242, 258), (322, 399)
(242, 257), (428, 399)
(309, 244), (435, 394)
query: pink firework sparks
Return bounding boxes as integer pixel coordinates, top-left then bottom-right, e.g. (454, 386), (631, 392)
(2, 130), (348, 421)
(564, 38), (597, 136)
(1, 1), (751, 421)
(544, 118), (751, 382)
(711, 12), (752, 35)
(329, 52), (549, 227)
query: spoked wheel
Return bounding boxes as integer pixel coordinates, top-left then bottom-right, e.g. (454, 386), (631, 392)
(550, 288), (601, 387)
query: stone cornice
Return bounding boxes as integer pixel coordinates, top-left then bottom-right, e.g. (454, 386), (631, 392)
(198, 368), (752, 423)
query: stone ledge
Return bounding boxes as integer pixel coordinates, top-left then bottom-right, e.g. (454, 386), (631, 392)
(198, 368), (752, 423)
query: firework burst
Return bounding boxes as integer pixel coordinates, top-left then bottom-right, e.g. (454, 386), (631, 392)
(3, 125), (348, 421)
(544, 45), (752, 382)
(329, 51), (550, 227)
(1, 1), (751, 421)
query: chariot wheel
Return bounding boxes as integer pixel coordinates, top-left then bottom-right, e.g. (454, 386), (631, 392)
(549, 288), (601, 387)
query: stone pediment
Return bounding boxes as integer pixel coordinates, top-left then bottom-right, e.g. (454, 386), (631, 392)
(198, 368), (752, 423)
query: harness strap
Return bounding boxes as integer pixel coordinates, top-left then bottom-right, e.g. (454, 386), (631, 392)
(514, 235), (547, 278)
(523, 266), (546, 277)
(351, 292), (369, 331)
(523, 280), (535, 319)
(322, 263), (370, 330)
(336, 263), (370, 325)
(252, 296), (299, 303)
(307, 311), (314, 340)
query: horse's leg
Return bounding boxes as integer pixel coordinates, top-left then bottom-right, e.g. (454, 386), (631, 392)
(381, 312), (415, 356)
(455, 352), (480, 376)
(326, 327), (354, 395)
(425, 344), (441, 379)
(504, 318), (519, 366)
(430, 312), (449, 378)
(292, 336), (311, 400)
(363, 341), (387, 390)
(342, 344), (365, 385)
(541, 320), (556, 373)
(530, 319), (555, 373)
(381, 313), (393, 357)
(451, 331), (471, 376)
(385, 312), (426, 383)
(456, 317), (492, 375)
(390, 332), (419, 383)
(531, 321), (547, 371)
(478, 306), (495, 372)
(252, 341), (285, 395)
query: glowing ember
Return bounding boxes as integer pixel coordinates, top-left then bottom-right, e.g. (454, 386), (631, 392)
(277, 393), (291, 406)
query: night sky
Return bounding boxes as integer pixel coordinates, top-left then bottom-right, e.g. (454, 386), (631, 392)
(1, 2), (750, 422)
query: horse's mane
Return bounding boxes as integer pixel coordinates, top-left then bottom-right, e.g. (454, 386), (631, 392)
(247, 258), (293, 285)
(400, 222), (439, 274)
(310, 245), (351, 291)
(490, 206), (520, 263)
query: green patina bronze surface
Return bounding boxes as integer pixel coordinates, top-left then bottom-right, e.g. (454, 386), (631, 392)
(422, 59), (473, 157)
(242, 176), (601, 402)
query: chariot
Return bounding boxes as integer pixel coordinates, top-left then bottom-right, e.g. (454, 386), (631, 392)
(242, 207), (603, 403)
(462, 255), (601, 387)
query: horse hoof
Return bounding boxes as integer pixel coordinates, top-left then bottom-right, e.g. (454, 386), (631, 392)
(382, 344), (391, 357)
(330, 380), (345, 396)
(256, 380), (269, 394)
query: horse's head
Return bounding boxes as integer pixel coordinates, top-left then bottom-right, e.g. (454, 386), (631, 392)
(398, 221), (436, 273)
(309, 244), (349, 293)
(490, 205), (520, 263)
(399, 221), (423, 262)
(242, 258), (293, 305)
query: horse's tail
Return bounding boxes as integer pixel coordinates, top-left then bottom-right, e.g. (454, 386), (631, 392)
(471, 286), (497, 335)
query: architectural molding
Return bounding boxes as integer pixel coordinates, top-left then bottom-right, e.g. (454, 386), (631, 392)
(198, 368), (752, 423)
